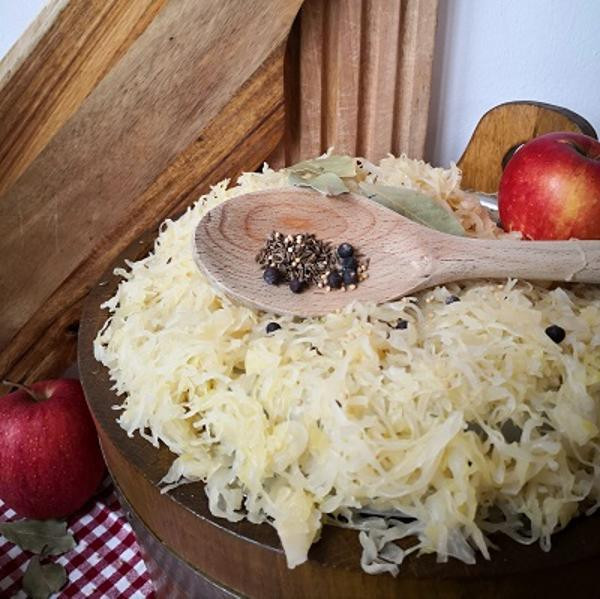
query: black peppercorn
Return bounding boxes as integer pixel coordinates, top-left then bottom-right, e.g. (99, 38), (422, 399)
(327, 270), (343, 289)
(289, 279), (305, 294)
(266, 322), (281, 334)
(545, 324), (566, 344)
(342, 269), (358, 286)
(445, 295), (461, 305)
(263, 266), (281, 285)
(337, 242), (354, 259)
(500, 418), (522, 444)
(394, 318), (408, 330)
(341, 256), (358, 271)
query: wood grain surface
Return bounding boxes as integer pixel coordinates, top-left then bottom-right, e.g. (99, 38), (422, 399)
(0, 0), (68, 91)
(393, 0), (438, 159)
(296, 0), (325, 161)
(325, 0), (363, 157)
(457, 101), (598, 193)
(194, 188), (600, 316)
(0, 0), (166, 196)
(358, 0), (402, 160)
(270, 0), (438, 167)
(79, 238), (600, 598)
(0, 0), (302, 394)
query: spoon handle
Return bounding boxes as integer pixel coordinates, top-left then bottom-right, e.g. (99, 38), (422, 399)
(431, 237), (600, 285)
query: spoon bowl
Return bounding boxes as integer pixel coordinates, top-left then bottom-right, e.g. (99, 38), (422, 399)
(194, 188), (600, 317)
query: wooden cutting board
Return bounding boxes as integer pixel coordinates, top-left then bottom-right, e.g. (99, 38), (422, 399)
(0, 0), (440, 390)
(0, 0), (302, 393)
(79, 234), (600, 599)
(77, 100), (599, 598)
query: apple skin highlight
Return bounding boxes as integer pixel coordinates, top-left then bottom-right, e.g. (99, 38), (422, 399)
(0, 379), (105, 519)
(498, 132), (600, 240)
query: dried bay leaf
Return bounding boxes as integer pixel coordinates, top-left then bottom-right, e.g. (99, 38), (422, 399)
(22, 556), (67, 599)
(287, 155), (355, 196)
(289, 172), (349, 196)
(288, 155), (356, 178)
(359, 182), (466, 237)
(0, 519), (76, 556)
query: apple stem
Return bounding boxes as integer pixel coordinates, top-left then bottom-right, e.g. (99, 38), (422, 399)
(2, 380), (44, 402)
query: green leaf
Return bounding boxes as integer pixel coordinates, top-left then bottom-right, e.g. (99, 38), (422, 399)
(22, 556), (67, 599)
(359, 182), (466, 236)
(0, 519), (76, 556)
(289, 172), (349, 196)
(288, 155), (356, 178)
(287, 155), (355, 196)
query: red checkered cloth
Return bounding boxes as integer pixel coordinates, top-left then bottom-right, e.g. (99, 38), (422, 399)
(0, 478), (155, 598)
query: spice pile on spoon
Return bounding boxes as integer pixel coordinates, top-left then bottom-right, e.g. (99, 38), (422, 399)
(256, 231), (369, 294)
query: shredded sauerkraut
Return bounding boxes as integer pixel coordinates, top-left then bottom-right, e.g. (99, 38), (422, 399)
(94, 155), (600, 574)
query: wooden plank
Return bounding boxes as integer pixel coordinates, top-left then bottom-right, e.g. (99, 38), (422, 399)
(393, 0), (438, 158)
(3, 48), (286, 390)
(0, 0), (301, 384)
(0, 46), (286, 391)
(269, 0), (437, 165)
(267, 13), (301, 169)
(324, 0), (363, 155)
(0, 0), (68, 90)
(0, 0), (166, 196)
(298, 0), (326, 160)
(267, 0), (323, 168)
(357, 0), (402, 160)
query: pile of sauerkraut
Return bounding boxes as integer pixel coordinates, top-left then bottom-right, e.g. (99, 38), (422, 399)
(94, 155), (600, 574)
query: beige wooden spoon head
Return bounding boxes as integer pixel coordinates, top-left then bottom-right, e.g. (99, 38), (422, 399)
(194, 188), (600, 317)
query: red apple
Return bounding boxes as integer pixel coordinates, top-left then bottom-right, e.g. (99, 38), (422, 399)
(0, 379), (105, 519)
(498, 131), (600, 240)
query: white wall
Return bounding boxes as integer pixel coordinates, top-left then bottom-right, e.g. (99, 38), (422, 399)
(2, 0), (600, 169)
(426, 0), (600, 167)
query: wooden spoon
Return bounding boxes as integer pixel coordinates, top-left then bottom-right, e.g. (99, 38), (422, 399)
(193, 188), (600, 317)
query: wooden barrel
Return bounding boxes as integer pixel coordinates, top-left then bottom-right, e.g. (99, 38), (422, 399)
(78, 230), (600, 598)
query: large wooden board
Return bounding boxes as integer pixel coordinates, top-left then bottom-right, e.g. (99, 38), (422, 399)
(79, 241), (600, 598)
(0, 0), (302, 393)
(79, 99), (600, 595)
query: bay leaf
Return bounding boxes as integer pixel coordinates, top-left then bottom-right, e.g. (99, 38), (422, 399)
(22, 556), (67, 599)
(287, 155), (356, 178)
(359, 182), (466, 236)
(289, 172), (349, 196)
(0, 519), (76, 556)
